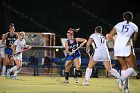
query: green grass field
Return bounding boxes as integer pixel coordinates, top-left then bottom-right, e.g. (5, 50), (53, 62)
(0, 76), (140, 93)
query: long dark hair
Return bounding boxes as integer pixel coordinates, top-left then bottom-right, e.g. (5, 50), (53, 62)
(9, 23), (15, 29)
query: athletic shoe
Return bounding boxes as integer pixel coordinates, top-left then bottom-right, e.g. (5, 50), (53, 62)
(63, 80), (69, 84)
(74, 77), (79, 83)
(124, 88), (129, 93)
(82, 80), (89, 86)
(12, 76), (19, 80)
(1, 74), (5, 77)
(117, 79), (123, 91)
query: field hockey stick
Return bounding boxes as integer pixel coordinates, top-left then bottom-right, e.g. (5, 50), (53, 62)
(56, 40), (87, 64)
(60, 46), (82, 62)
(14, 47), (32, 55)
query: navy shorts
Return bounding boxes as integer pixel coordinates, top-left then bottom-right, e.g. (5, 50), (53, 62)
(66, 54), (81, 61)
(5, 47), (13, 55)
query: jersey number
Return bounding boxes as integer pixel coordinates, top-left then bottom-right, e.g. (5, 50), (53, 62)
(100, 36), (105, 44)
(122, 25), (129, 34)
(9, 41), (14, 45)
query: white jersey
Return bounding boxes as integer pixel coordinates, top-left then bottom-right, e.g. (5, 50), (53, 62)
(114, 21), (138, 56)
(13, 39), (26, 61)
(89, 33), (110, 61)
(0, 40), (5, 58)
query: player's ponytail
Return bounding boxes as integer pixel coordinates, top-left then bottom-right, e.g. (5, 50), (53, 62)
(123, 11), (133, 24)
(67, 28), (80, 35)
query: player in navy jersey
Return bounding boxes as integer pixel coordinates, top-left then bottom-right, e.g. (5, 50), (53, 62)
(63, 28), (87, 84)
(1, 23), (18, 76)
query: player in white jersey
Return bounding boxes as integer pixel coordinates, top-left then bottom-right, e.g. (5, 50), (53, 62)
(0, 34), (5, 70)
(0, 34), (5, 75)
(82, 26), (120, 86)
(108, 11), (138, 93)
(7, 31), (31, 79)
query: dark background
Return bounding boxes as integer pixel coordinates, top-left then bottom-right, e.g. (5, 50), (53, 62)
(0, 0), (140, 47)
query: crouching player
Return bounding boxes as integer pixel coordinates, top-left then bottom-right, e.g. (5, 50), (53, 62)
(7, 31), (31, 79)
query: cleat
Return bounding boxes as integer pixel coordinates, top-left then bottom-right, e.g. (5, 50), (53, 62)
(82, 80), (89, 86)
(74, 77), (79, 83)
(1, 74), (5, 77)
(117, 79), (123, 91)
(124, 88), (129, 93)
(12, 76), (19, 80)
(63, 80), (69, 84)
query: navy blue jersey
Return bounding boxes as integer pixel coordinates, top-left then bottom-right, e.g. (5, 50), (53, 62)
(6, 32), (17, 47)
(67, 38), (80, 56)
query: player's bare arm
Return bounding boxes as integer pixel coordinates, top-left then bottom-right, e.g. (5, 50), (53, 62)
(108, 28), (116, 45)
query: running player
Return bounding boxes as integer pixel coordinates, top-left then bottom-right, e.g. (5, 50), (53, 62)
(108, 11), (138, 93)
(63, 28), (87, 84)
(82, 26), (120, 86)
(7, 31), (31, 79)
(1, 23), (18, 76)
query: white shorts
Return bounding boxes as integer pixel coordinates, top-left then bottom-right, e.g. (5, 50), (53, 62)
(92, 48), (110, 61)
(114, 45), (131, 57)
(0, 47), (5, 58)
(13, 54), (22, 61)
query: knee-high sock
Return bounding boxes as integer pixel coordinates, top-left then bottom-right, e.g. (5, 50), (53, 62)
(2, 66), (6, 75)
(120, 68), (134, 81)
(64, 72), (69, 80)
(109, 68), (120, 78)
(121, 70), (129, 89)
(14, 68), (21, 77)
(9, 66), (18, 73)
(74, 69), (81, 78)
(85, 68), (92, 81)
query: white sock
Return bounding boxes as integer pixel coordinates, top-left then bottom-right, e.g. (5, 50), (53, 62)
(9, 66), (18, 73)
(131, 70), (137, 76)
(120, 68), (134, 81)
(14, 68), (21, 77)
(110, 68), (120, 78)
(121, 70), (129, 89)
(85, 68), (92, 81)
(2, 66), (6, 75)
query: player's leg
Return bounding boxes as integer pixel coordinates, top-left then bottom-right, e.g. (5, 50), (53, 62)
(7, 59), (20, 78)
(103, 61), (120, 78)
(82, 58), (96, 86)
(120, 53), (136, 93)
(1, 54), (9, 76)
(12, 60), (22, 79)
(73, 58), (81, 83)
(64, 60), (72, 83)
(2, 48), (13, 76)
(0, 58), (3, 70)
(117, 57), (128, 91)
